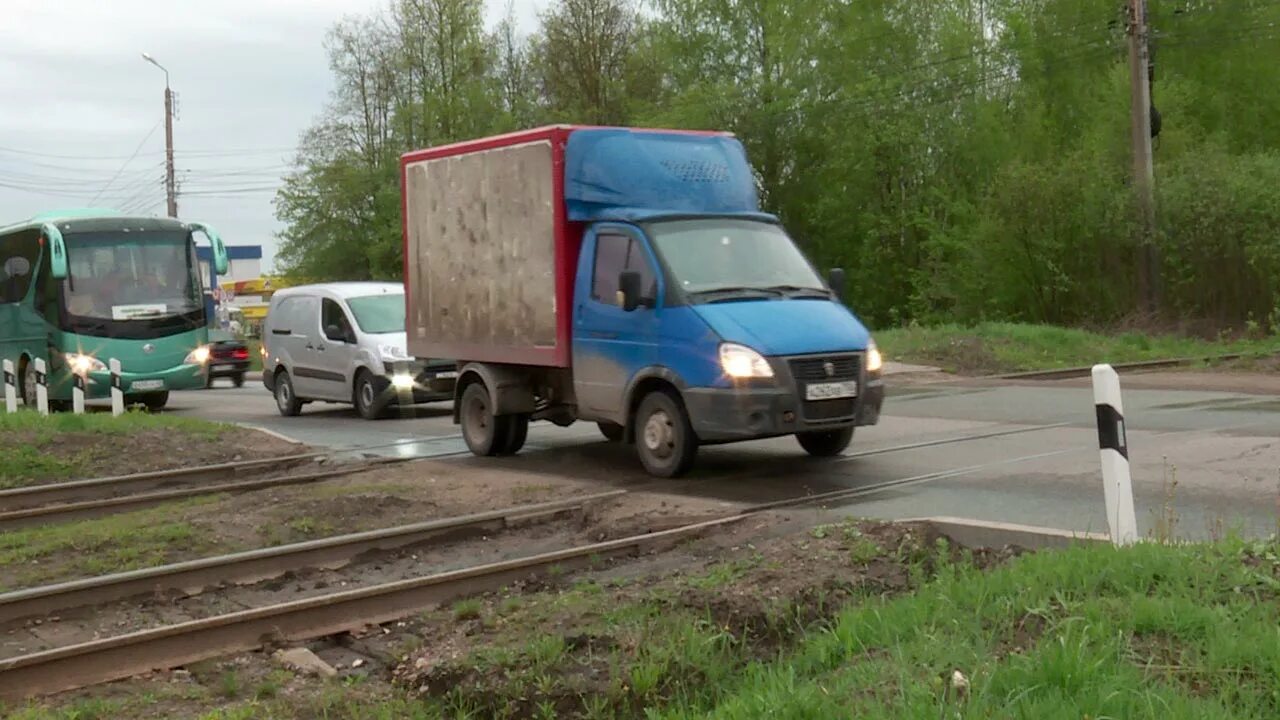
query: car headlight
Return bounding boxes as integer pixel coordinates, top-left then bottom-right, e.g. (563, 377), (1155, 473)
(64, 353), (106, 375)
(720, 343), (774, 378)
(379, 344), (410, 361)
(185, 345), (211, 365)
(866, 339), (883, 373)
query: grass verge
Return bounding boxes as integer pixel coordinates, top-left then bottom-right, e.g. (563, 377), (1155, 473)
(0, 410), (258, 488)
(876, 322), (1280, 375)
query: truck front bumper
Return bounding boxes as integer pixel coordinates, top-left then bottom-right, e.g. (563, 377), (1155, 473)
(684, 377), (884, 444)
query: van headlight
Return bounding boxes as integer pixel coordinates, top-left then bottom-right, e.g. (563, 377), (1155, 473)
(64, 353), (106, 375)
(379, 344), (410, 361)
(720, 343), (774, 378)
(185, 346), (211, 365)
(866, 340), (883, 374)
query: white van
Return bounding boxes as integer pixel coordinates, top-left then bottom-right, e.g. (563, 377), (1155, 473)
(261, 282), (456, 419)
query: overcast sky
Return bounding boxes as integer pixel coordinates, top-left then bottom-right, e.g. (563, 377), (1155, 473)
(0, 0), (540, 271)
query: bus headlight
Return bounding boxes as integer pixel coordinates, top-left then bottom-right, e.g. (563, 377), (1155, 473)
(720, 343), (774, 378)
(185, 346), (212, 365)
(64, 353), (106, 375)
(866, 340), (883, 374)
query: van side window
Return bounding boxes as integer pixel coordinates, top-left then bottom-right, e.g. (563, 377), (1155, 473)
(592, 234), (655, 302)
(0, 231), (40, 304)
(322, 299), (353, 342)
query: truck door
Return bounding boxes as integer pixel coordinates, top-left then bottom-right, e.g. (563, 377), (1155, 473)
(573, 228), (660, 424)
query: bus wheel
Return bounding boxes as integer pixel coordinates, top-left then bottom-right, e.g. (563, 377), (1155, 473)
(140, 392), (169, 413)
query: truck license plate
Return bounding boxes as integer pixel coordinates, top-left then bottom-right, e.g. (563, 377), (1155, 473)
(805, 380), (858, 401)
(432, 371), (458, 380)
(132, 379), (165, 391)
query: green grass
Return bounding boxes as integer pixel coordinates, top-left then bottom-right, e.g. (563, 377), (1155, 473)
(0, 497), (220, 589)
(876, 322), (1280, 374)
(0, 410), (230, 488)
(652, 539), (1280, 720)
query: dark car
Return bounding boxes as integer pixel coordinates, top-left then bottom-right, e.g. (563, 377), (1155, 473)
(207, 329), (251, 387)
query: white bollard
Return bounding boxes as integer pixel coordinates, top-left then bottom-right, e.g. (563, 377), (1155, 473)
(110, 358), (124, 417)
(34, 358), (48, 416)
(72, 370), (86, 415)
(1092, 364), (1138, 546)
(2, 359), (15, 414)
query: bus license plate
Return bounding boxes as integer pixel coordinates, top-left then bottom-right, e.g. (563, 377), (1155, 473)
(805, 381), (858, 401)
(132, 379), (165, 391)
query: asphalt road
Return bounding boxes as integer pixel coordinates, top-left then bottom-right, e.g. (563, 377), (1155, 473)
(166, 373), (1280, 541)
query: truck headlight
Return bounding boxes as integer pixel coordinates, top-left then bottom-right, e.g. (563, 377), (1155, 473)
(64, 353), (106, 375)
(720, 343), (774, 378)
(185, 346), (211, 365)
(866, 340), (883, 373)
(379, 344), (410, 361)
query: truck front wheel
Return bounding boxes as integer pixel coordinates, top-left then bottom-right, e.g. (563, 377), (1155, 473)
(634, 391), (697, 478)
(796, 427), (854, 457)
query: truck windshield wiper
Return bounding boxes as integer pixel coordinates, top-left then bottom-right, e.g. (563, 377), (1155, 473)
(687, 286), (783, 303)
(762, 285), (833, 299)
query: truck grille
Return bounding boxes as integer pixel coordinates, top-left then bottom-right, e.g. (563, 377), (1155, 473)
(789, 355), (860, 381)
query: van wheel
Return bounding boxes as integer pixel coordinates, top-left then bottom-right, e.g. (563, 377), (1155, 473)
(460, 383), (510, 457)
(796, 427), (854, 457)
(634, 391), (697, 478)
(598, 422), (625, 443)
(274, 372), (303, 417)
(354, 370), (388, 421)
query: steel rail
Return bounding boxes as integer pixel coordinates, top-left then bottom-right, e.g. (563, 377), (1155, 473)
(0, 458), (419, 531)
(0, 490), (627, 627)
(0, 515), (742, 700)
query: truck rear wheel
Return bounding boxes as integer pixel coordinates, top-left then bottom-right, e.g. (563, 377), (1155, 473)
(498, 414), (530, 456)
(796, 427), (854, 457)
(460, 382), (512, 457)
(634, 391), (697, 478)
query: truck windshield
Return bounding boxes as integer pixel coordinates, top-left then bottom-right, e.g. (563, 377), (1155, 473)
(347, 293), (405, 334)
(647, 219), (828, 300)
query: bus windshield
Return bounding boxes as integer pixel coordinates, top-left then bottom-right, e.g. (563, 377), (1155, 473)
(62, 231), (202, 323)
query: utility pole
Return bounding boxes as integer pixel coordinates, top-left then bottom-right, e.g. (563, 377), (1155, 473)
(1127, 0), (1158, 313)
(142, 53), (178, 218)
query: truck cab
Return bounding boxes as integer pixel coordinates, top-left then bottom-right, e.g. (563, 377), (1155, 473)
(401, 126), (883, 477)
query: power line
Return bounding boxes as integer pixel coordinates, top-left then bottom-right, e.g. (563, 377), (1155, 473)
(89, 122), (162, 205)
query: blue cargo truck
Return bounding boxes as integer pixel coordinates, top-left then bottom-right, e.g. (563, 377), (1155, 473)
(400, 126), (884, 477)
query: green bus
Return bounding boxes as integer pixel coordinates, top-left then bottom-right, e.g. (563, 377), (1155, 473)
(0, 208), (228, 411)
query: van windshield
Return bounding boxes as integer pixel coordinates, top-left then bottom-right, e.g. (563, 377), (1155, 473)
(646, 219), (828, 301)
(346, 293), (405, 334)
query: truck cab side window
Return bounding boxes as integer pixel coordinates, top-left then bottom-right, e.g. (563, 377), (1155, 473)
(592, 233), (656, 303)
(322, 298), (353, 342)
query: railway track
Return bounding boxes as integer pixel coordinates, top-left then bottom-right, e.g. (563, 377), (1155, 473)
(0, 436), (475, 531)
(3, 410), (1272, 700)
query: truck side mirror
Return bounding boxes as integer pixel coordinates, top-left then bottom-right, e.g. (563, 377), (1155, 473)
(617, 270), (643, 312)
(828, 268), (847, 303)
(41, 223), (68, 280)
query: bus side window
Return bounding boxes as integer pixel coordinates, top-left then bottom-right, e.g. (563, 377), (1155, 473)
(0, 231), (39, 304)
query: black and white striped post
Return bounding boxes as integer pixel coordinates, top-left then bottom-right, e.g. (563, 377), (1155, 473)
(1092, 364), (1138, 546)
(33, 358), (48, 416)
(72, 368), (86, 415)
(2, 359), (15, 414)
(109, 359), (124, 416)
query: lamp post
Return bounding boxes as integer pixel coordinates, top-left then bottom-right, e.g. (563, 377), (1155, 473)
(141, 53), (177, 218)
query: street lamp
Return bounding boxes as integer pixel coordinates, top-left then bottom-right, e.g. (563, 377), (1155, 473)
(141, 52), (177, 218)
